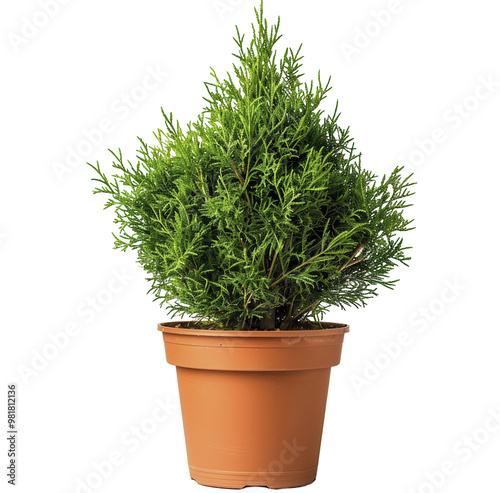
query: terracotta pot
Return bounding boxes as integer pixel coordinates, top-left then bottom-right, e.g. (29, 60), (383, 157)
(159, 322), (349, 489)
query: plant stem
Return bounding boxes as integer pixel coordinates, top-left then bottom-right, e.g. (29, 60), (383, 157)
(261, 308), (276, 330)
(339, 244), (364, 272)
(230, 159), (251, 203)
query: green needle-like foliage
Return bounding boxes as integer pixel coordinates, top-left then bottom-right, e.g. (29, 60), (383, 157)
(90, 3), (415, 330)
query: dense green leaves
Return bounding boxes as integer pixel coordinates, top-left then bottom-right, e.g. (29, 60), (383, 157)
(90, 4), (414, 330)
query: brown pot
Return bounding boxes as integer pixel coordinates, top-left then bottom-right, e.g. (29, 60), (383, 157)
(159, 322), (349, 489)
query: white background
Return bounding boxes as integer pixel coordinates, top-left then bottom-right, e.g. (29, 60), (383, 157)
(2, 1), (500, 492)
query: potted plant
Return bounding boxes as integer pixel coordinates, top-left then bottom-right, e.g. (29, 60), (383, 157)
(90, 3), (414, 488)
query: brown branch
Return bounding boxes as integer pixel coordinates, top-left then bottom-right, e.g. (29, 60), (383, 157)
(279, 293), (299, 330)
(268, 249), (279, 279)
(267, 236), (291, 280)
(270, 254), (317, 288)
(230, 159), (251, 204)
(339, 244), (364, 272)
(292, 299), (321, 322)
(343, 255), (363, 270)
(261, 308), (276, 330)
(230, 159), (245, 186)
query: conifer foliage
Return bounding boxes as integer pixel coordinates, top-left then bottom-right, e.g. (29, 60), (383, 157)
(90, 4), (414, 330)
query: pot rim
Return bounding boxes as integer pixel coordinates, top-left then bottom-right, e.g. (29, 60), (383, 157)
(158, 320), (349, 337)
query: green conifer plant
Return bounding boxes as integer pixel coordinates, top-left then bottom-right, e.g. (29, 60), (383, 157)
(90, 3), (414, 330)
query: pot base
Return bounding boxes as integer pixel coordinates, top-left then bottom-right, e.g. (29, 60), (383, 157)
(159, 322), (349, 489)
(190, 464), (317, 489)
(177, 366), (329, 489)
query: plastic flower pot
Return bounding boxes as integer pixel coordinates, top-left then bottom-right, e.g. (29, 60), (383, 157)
(159, 322), (349, 489)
